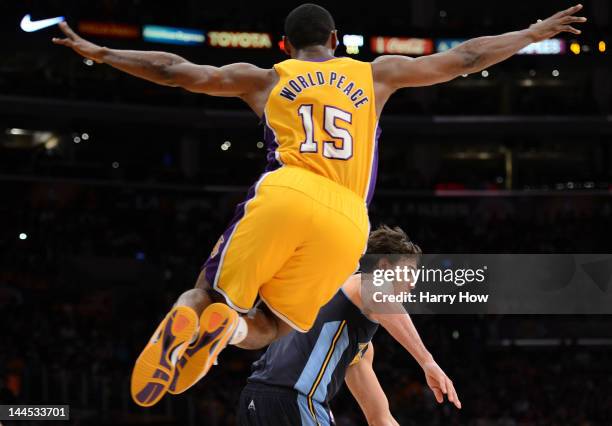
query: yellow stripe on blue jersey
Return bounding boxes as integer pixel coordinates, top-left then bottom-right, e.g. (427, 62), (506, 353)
(265, 57), (379, 202)
(306, 320), (347, 424)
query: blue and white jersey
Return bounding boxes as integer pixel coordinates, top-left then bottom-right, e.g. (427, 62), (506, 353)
(248, 287), (379, 413)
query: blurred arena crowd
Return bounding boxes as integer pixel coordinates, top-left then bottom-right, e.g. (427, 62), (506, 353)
(2, 183), (612, 425)
(2, 1), (612, 423)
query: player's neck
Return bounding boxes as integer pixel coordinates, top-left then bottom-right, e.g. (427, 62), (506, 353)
(341, 274), (364, 310)
(293, 46), (335, 61)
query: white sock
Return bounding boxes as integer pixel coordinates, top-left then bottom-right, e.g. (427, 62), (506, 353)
(189, 325), (200, 344)
(229, 316), (248, 345)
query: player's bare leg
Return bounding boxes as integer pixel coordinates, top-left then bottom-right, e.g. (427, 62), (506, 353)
(188, 269), (293, 348)
(158, 268), (289, 342)
(238, 306), (295, 350)
(174, 287), (212, 316)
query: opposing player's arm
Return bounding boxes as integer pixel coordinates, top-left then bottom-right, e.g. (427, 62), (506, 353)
(52, 22), (274, 99)
(368, 307), (462, 409)
(345, 344), (399, 426)
(372, 4), (586, 90)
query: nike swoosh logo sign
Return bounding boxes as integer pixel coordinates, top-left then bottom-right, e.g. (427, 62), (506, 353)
(20, 14), (65, 33)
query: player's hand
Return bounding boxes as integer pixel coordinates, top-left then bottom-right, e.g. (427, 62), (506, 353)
(422, 360), (462, 409)
(528, 4), (587, 42)
(52, 22), (104, 63)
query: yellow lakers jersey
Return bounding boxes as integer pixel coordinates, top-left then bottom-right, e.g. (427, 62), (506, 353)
(264, 57), (380, 203)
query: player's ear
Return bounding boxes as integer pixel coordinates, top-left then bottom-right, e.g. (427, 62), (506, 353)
(377, 257), (392, 270)
(282, 36), (292, 56)
(331, 30), (339, 50)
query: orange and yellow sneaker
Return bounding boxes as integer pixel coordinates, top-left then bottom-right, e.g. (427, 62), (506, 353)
(168, 303), (239, 395)
(131, 306), (198, 407)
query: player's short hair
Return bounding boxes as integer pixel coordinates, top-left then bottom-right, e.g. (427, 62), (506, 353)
(366, 225), (422, 256)
(284, 4), (335, 50)
(361, 225), (422, 272)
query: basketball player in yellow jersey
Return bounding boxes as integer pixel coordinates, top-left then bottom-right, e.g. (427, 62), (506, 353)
(54, 3), (586, 407)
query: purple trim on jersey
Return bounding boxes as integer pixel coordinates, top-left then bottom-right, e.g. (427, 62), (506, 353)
(202, 119), (282, 284)
(263, 115), (283, 172)
(366, 126), (382, 206)
(297, 57), (338, 62)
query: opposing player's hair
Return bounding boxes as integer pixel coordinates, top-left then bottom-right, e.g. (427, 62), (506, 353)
(361, 225), (422, 272)
(366, 225), (421, 255)
(284, 3), (335, 50)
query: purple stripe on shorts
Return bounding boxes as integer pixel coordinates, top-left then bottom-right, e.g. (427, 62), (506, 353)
(202, 186), (254, 285)
(366, 126), (382, 206)
(202, 118), (282, 285)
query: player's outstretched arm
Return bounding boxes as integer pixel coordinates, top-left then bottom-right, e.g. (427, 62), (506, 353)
(345, 344), (399, 426)
(368, 308), (462, 409)
(372, 4), (587, 90)
(52, 22), (274, 99)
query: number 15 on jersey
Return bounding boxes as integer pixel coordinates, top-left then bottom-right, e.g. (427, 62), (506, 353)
(298, 104), (353, 160)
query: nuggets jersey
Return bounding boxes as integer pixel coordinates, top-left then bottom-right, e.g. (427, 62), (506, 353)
(264, 57), (380, 204)
(248, 288), (379, 406)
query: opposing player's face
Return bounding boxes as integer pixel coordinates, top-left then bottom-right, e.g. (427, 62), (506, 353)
(376, 256), (418, 294)
(392, 258), (418, 294)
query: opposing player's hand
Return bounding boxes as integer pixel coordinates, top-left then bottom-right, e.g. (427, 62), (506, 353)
(528, 4), (587, 42)
(52, 22), (104, 63)
(422, 360), (461, 409)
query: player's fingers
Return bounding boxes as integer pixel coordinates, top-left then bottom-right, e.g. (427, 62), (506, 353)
(553, 4), (582, 20)
(439, 376), (448, 394)
(448, 380), (462, 409)
(563, 16), (588, 24)
(432, 387), (444, 403)
(445, 379), (455, 403)
(52, 37), (72, 46)
(562, 25), (582, 34)
(562, 4), (583, 17)
(58, 22), (78, 39)
(454, 391), (462, 409)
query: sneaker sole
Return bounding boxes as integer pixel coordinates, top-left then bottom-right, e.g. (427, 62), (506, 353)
(168, 303), (238, 394)
(131, 306), (198, 407)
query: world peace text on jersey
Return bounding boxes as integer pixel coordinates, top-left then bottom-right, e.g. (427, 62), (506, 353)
(278, 71), (370, 109)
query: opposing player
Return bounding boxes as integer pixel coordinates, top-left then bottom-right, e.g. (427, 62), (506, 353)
(238, 226), (460, 426)
(53, 3), (586, 407)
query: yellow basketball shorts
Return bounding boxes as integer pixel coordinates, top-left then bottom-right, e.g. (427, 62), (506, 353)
(202, 166), (369, 332)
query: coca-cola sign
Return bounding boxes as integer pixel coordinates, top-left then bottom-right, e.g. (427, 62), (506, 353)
(371, 37), (434, 55)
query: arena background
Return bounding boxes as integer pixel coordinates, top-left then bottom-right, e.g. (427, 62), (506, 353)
(1, 0), (612, 425)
